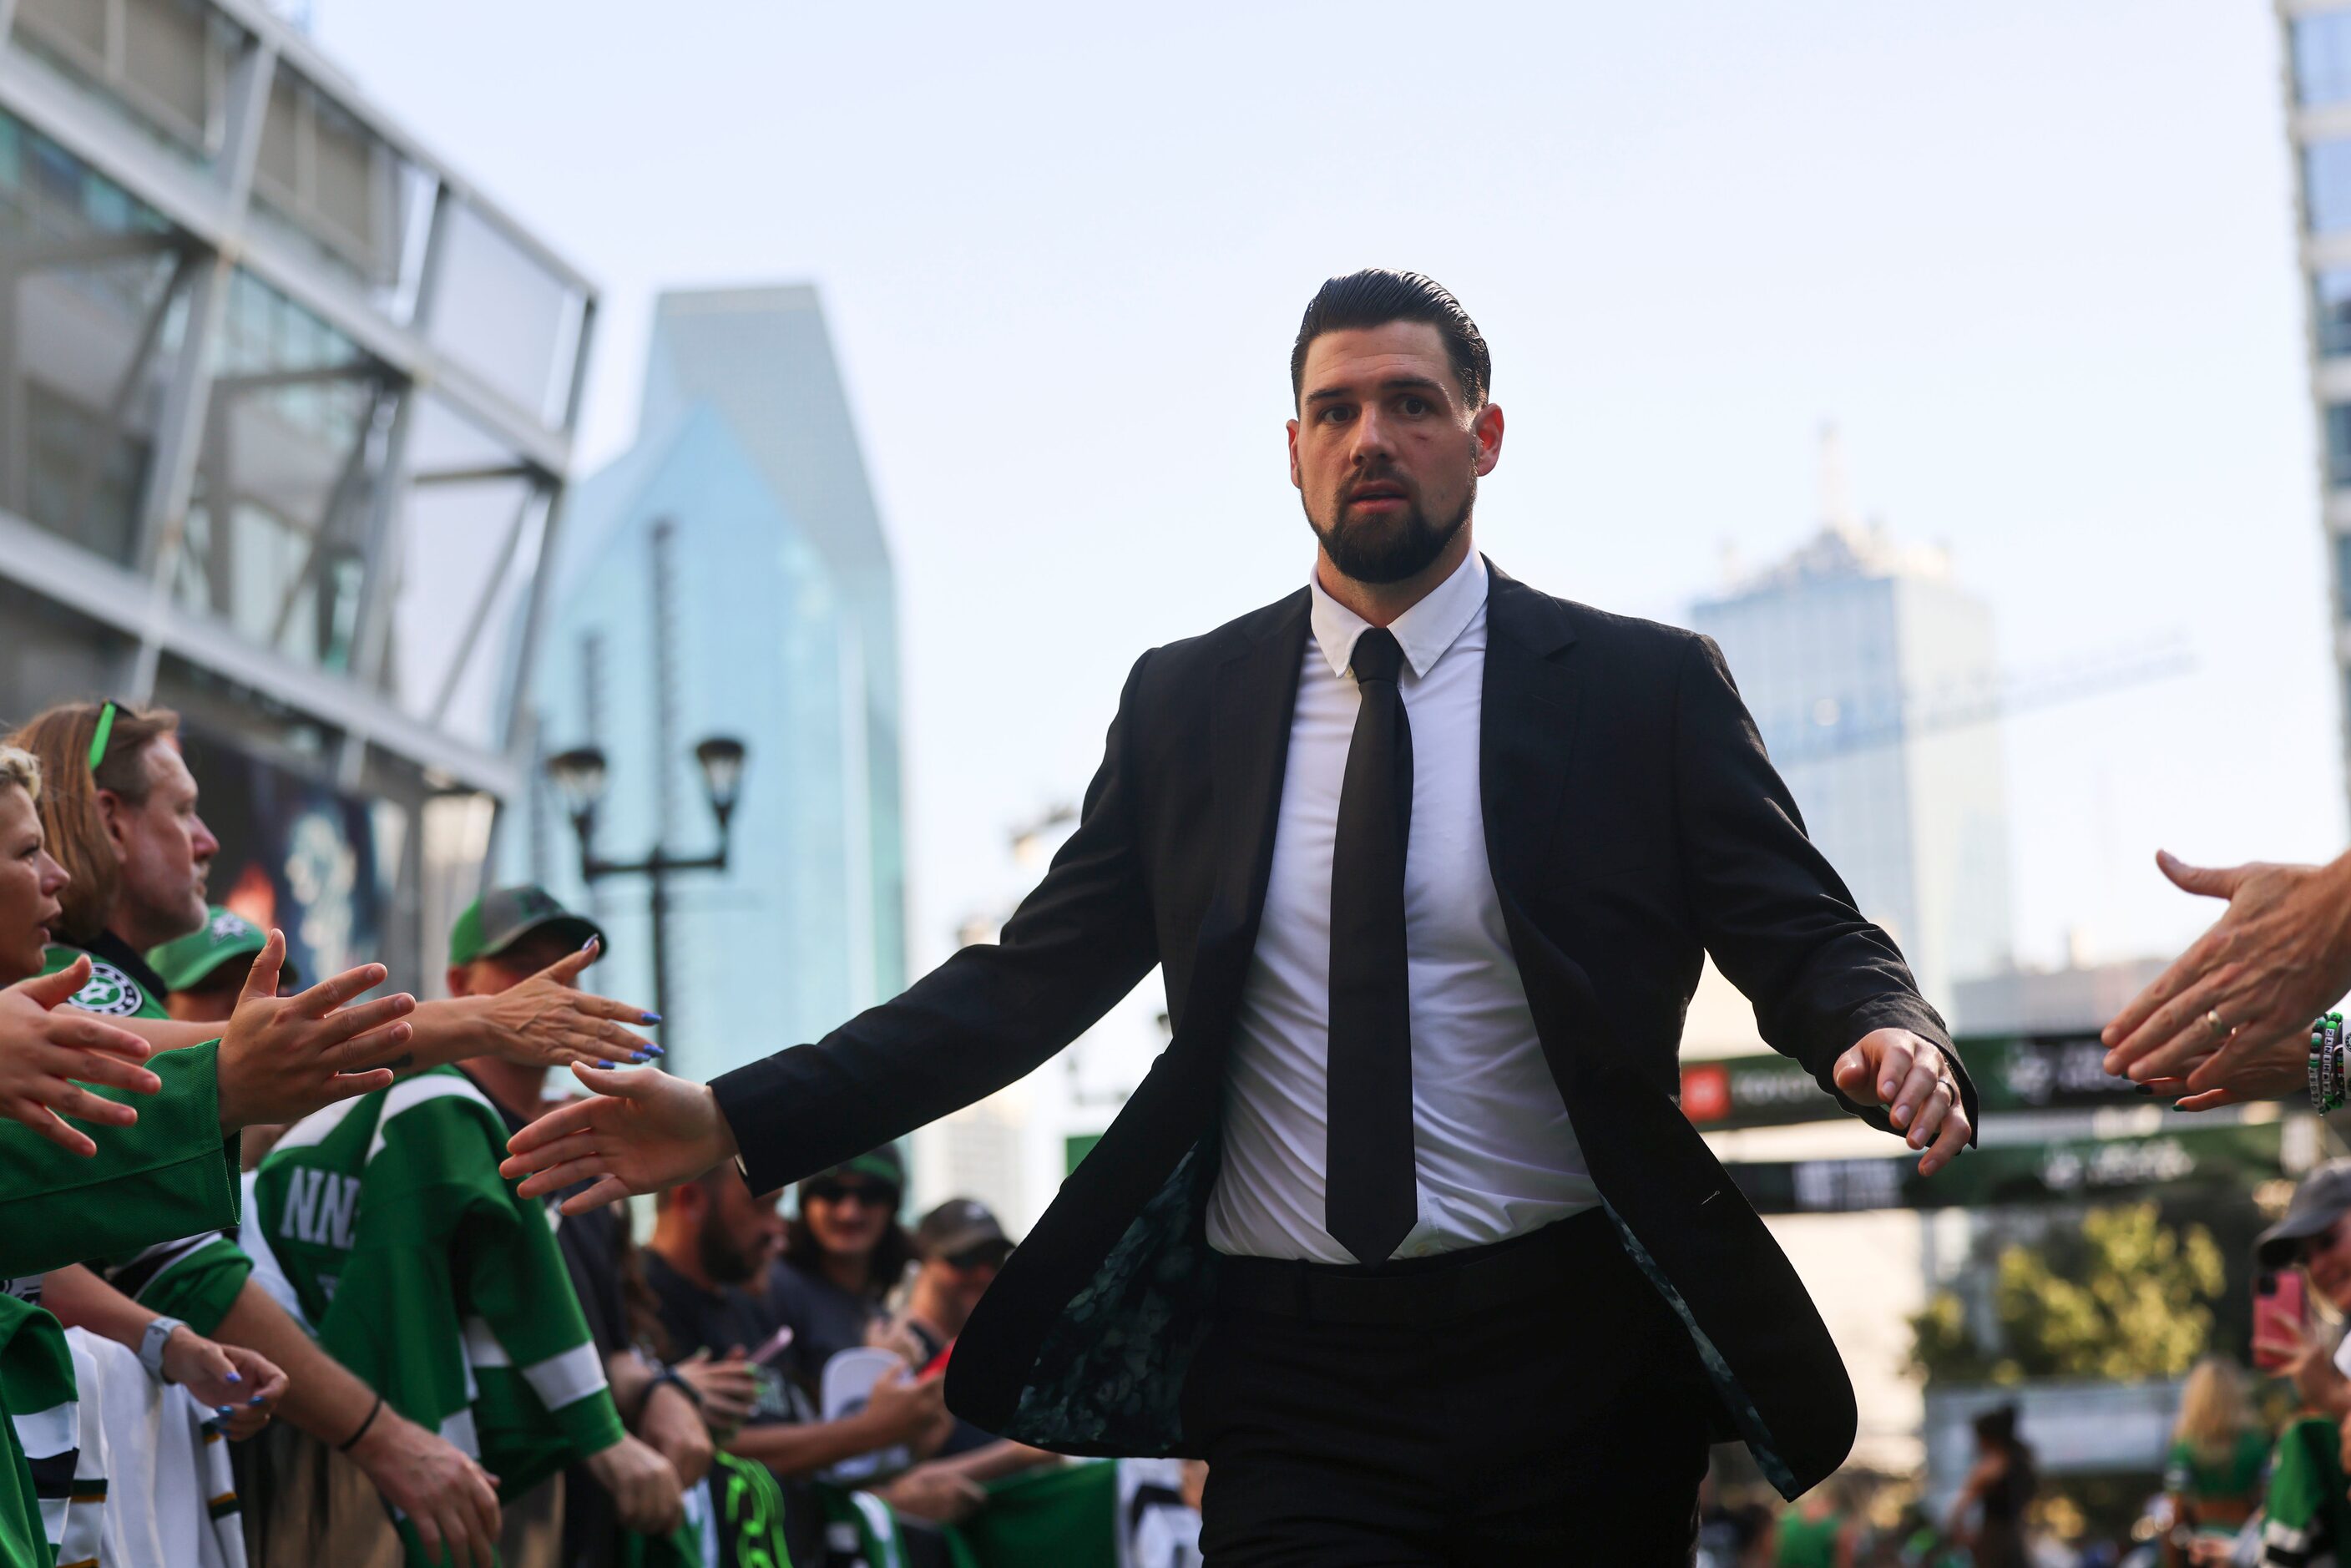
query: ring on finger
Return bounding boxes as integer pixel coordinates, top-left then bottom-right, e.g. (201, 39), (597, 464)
(2205, 1008), (2230, 1042)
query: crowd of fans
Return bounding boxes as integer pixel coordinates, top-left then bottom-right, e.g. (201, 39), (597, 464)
(1686, 1153), (2351, 1568)
(0, 699), (1201, 1568)
(20, 681), (2351, 1567)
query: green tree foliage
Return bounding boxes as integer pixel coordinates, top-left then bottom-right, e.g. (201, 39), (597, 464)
(1909, 1203), (2225, 1385)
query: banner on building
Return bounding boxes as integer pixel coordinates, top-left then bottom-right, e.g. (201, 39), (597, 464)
(1681, 1033), (2151, 1131)
(1723, 1120), (2285, 1215)
(179, 727), (395, 992)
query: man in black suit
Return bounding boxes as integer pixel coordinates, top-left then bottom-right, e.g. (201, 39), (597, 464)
(506, 269), (1975, 1563)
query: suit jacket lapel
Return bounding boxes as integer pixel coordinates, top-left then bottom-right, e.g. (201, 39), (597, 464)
(1201, 589), (1312, 973)
(1479, 560), (1583, 913)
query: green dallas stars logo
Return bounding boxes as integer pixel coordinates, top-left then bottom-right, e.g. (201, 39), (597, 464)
(70, 960), (146, 1017)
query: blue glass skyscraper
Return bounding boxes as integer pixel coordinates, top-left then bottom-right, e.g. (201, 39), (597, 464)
(512, 286), (905, 1080)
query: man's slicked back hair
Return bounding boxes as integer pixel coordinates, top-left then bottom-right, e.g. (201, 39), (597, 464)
(1290, 269), (1490, 410)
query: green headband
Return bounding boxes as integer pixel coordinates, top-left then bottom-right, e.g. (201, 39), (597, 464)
(86, 701), (118, 772)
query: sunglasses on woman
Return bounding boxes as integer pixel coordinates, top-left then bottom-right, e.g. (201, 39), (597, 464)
(805, 1179), (900, 1211)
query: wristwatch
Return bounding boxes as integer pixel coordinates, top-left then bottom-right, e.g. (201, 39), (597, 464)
(138, 1315), (188, 1381)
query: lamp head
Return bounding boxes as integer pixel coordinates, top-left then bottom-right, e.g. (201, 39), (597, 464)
(694, 736), (747, 821)
(546, 744), (609, 823)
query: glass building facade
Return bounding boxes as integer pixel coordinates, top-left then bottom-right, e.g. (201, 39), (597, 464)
(0, 0), (594, 988)
(2285, 1), (2351, 809)
(1691, 525), (2015, 1013)
(510, 286), (906, 1083)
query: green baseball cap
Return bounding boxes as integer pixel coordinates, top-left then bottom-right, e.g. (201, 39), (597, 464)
(447, 884), (608, 969)
(147, 906), (299, 993)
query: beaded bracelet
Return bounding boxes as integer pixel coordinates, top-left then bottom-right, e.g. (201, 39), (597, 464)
(2313, 1012), (2346, 1114)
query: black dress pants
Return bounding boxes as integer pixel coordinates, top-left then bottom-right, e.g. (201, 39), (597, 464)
(1182, 1211), (1713, 1566)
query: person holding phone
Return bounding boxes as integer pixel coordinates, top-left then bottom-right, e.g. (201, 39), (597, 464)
(2254, 1164), (2351, 1420)
(2253, 1162), (2351, 1566)
(645, 1162), (949, 1566)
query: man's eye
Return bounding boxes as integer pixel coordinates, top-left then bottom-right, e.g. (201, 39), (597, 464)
(1319, 405), (1351, 422)
(1401, 396), (1429, 416)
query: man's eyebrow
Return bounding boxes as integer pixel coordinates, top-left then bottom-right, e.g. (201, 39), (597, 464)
(1304, 375), (1449, 404)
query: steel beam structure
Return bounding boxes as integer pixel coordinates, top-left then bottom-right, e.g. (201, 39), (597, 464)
(0, 0), (594, 917)
(0, 505), (520, 795)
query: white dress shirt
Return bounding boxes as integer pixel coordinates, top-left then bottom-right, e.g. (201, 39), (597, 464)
(1205, 550), (1600, 1263)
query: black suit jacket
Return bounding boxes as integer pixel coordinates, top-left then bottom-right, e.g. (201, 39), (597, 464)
(711, 560), (1971, 1499)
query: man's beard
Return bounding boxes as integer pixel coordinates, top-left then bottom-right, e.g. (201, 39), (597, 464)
(1307, 472), (1474, 585)
(700, 1222), (761, 1287)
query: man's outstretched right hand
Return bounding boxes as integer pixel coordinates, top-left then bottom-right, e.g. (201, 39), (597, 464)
(500, 1064), (738, 1214)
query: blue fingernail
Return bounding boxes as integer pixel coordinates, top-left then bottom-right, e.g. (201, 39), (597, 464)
(645, 1044), (665, 1057)
(216, 1405), (234, 1416)
(225, 1371), (242, 1383)
(581, 937), (598, 952)
(598, 1060), (620, 1070)
(641, 1011), (662, 1024)
(629, 1050), (650, 1064)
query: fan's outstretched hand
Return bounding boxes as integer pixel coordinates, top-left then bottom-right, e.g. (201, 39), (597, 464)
(0, 958), (159, 1155)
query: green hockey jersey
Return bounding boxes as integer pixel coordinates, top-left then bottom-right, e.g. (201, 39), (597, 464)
(0, 1293), (76, 1568)
(0, 1039), (238, 1282)
(41, 941), (253, 1335)
(2264, 1414), (2351, 1567)
(251, 1067), (624, 1506)
(37, 944), (168, 1022)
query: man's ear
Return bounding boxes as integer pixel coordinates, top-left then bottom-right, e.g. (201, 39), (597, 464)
(444, 965), (472, 999)
(94, 788), (131, 857)
(1286, 417), (1302, 490)
(1472, 402), (1504, 477)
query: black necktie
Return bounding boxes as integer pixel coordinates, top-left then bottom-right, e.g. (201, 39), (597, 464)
(1326, 625), (1417, 1265)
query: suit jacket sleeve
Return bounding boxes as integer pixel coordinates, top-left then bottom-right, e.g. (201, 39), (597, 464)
(1671, 634), (1977, 1136)
(712, 653), (1164, 1193)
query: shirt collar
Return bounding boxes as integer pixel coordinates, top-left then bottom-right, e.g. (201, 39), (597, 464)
(1308, 549), (1488, 682)
(86, 928), (171, 1008)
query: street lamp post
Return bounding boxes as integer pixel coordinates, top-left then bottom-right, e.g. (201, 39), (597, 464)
(546, 735), (746, 1044)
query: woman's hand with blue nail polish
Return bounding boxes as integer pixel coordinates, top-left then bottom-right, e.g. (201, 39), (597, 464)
(475, 943), (657, 1073)
(163, 1333), (285, 1440)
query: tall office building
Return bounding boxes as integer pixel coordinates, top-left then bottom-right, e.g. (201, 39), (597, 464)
(0, 0), (594, 987)
(1691, 444), (2014, 1010)
(516, 286), (905, 1082)
(2283, 3), (2351, 820)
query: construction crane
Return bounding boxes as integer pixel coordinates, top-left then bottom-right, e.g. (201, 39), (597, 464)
(1758, 632), (2195, 770)
(1720, 425), (2197, 769)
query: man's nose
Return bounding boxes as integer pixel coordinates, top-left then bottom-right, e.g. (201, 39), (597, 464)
(191, 817), (220, 858)
(1347, 406), (1395, 461)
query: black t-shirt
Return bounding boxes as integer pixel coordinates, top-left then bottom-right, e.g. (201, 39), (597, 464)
(760, 1257), (884, 1395)
(645, 1250), (782, 1371)
(644, 1250), (826, 1565)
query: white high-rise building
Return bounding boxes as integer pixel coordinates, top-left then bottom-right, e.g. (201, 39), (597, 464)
(1691, 437), (2014, 1012)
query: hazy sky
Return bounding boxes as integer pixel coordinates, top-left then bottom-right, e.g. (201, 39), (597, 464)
(317, 0), (2333, 987)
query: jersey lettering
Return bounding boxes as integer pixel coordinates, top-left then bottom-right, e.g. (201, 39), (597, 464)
(280, 1168), (361, 1249)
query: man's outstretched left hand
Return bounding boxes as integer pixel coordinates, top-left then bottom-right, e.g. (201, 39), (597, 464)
(1832, 1027), (1971, 1176)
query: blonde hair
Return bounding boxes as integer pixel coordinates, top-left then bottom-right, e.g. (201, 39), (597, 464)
(2, 701), (180, 946)
(2173, 1357), (2253, 1465)
(0, 746), (38, 802)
